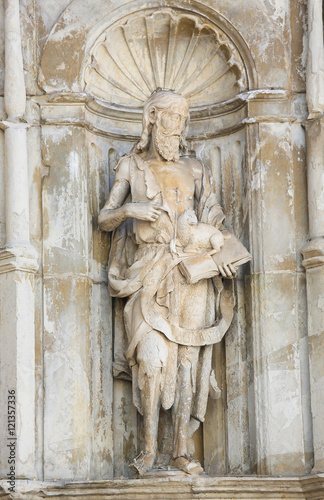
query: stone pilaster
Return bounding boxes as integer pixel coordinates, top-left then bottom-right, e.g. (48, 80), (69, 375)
(0, 0), (38, 480)
(247, 91), (311, 475)
(301, 0), (324, 474)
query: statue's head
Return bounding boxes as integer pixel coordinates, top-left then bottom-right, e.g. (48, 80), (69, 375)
(136, 89), (189, 161)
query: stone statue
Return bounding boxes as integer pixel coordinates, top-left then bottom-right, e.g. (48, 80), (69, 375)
(98, 90), (250, 476)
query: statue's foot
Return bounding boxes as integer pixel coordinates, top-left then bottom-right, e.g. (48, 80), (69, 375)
(170, 456), (204, 476)
(129, 450), (155, 475)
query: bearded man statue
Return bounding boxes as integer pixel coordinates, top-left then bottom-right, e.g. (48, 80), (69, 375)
(98, 89), (249, 476)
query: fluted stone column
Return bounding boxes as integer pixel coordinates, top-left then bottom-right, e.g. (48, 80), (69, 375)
(0, 0), (38, 479)
(301, 0), (324, 473)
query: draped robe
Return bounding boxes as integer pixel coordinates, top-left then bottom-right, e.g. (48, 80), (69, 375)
(108, 154), (235, 420)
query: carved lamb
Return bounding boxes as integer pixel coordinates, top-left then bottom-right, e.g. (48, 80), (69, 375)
(177, 209), (225, 253)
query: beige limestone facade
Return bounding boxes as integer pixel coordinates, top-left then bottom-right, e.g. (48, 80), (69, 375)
(0, 0), (323, 498)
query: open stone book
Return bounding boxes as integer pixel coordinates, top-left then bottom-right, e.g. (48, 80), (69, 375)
(179, 230), (251, 284)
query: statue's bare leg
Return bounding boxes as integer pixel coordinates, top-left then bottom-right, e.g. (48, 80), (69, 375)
(130, 331), (168, 475)
(171, 345), (203, 475)
(172, 351), (192, 457)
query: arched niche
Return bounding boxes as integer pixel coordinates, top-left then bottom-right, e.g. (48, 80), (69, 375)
(39, 3), (257, 142)
(39, 1), (257, 479)
(39, 0), (257, 95)
(82, 9), (247, 106)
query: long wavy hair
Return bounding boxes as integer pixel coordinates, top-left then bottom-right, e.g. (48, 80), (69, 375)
(135, 90), (190, 153)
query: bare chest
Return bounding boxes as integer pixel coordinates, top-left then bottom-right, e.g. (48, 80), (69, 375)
(149, 162), (196, 214)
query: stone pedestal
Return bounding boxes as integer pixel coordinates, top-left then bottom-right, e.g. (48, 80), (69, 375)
(1, 475), (324, 500)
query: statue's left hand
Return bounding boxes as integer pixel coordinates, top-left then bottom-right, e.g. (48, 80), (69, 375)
(217, 263), (238, 279)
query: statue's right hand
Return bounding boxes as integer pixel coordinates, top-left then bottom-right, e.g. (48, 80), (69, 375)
(125, 203), (163, 222)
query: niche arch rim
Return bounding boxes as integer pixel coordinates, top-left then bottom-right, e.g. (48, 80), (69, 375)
(81, 6), (251, 110)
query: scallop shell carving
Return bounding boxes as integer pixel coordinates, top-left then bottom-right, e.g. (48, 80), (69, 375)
(83, 9), (247, 107)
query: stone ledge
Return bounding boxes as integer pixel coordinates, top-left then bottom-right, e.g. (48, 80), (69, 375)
(2, 475), (324, 500)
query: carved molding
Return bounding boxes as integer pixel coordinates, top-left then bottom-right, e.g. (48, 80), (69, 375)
(302, 237), (324, 269)
(0, 248), (39, 274)
(83, 9), (247, 108)
(37, 89), (298, 140)
(5, 475), (324, 499)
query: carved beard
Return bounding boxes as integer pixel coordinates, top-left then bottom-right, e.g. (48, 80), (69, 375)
(154, 127), (180, 162)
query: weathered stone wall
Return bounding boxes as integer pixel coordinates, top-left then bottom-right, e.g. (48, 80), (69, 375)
(0, 0), (323, 491)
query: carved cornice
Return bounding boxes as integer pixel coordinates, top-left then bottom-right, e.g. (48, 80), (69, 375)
(304, 113), (324, 132)
(0, 246), (39, 274)
(302, 238), (324, 269)
(36, 89), (299, 140)
(0, 120), (29, 131)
